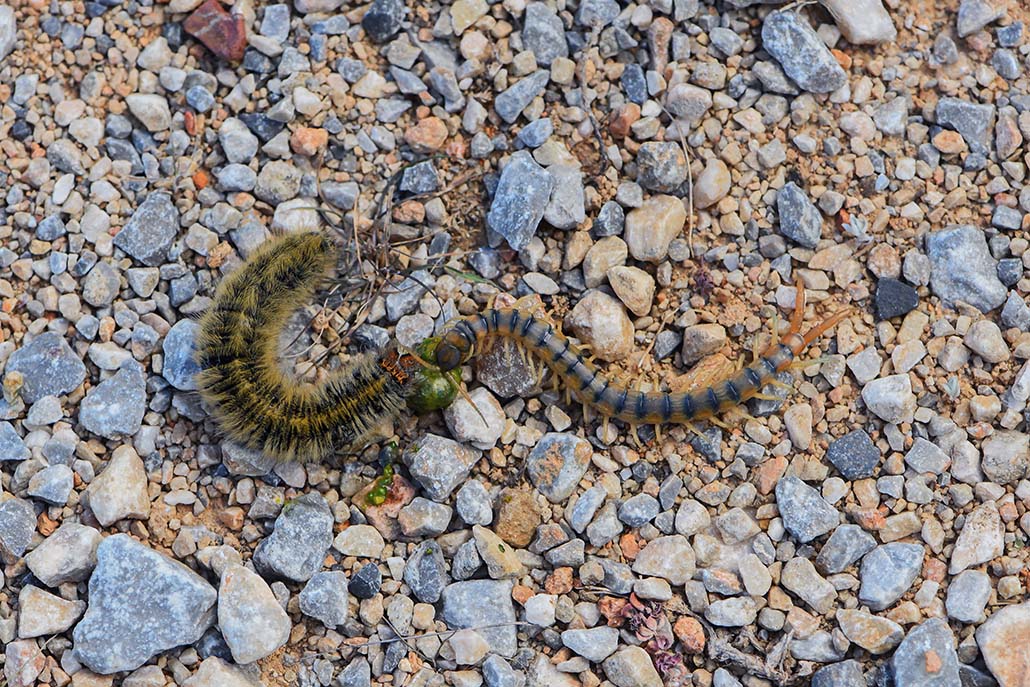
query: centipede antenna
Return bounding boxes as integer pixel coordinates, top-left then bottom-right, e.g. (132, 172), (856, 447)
(456, 381), (489, 426)
(790, 279), (806, 335)
(798, 308), (852, 351)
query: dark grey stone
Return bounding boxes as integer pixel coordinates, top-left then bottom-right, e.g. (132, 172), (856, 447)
(636, 141), (687, 193)
(361, 0), (405, 43)
(617, 494), (660, 527)
(1001, 292), (1030, 331)
(936, 98), (997, 155)
(761, 11), (847, 93)
(776, 182), (821, 248)
(404, 540), (449, 603)
(0, 421), (30, 462)
(36, 215), (67, 240)
(253, 492), (334, 582)
(162, 319), (202, 391)
(80, 361), (146, 439)
(925, 225), (1007, 313)
(6, 332), (87, 403)
(957, 0), (1004, 36)
(826, 429), (880, 479)
(517, 118), (553, 148)
(876, 278), (919, 320)
(522, 2), (567, 66)
(486, 150), (553, 250)
(998, 21), (1024, 47)
(890, 618), (960, 686)
(0, 497), (35, 561)
(816, 524), (877, 574)
(299, 571), (349, 628)
(72, 534), (217, 674)
(113, 193), (179, 267)
(593, 200), (625, 237)
(349, 562), (382, 599)
(494, 70), (550, 123)
(775, 476), (839, 543)
(442, 580), (517, 656)
(859, 543), (924, 611)
(399, 160), (439, 194)
(812, 660), (865, 687)
(621, 63), (647, 104)
(338, 659), (371, 687)
(576, 0), (619, 27)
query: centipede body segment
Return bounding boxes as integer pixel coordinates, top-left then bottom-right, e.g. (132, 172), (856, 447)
(435, 285), (849, 430)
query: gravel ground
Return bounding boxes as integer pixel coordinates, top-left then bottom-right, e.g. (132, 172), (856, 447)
(2, 0), (1030, 685)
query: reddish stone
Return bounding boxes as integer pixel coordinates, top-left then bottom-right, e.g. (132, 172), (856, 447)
(599, 596), (628, 625)
(511, 584), (534, 605)
(754, 455), (788, 495)
(290, 127), (328, 156)
(404, 116), (448, 153)
(922, 557), (947, 583)
(933, 130), (967, 155)
(184, 0), (247, 63)
(673, 616), (705, 654)
(544, 567), (574, 595)
(831, 48), (853, 70)
(393, 200), (425, 224)
(925, 649), (942, 674)
(850, 506), (886, 531)
(619, 532), (642, 560)
(609, 103), (641, 138)
(648, 17), (674, 74)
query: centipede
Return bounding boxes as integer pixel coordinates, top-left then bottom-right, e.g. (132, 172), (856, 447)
(434, 288), (850, 439)
(195, 231), (457, 463)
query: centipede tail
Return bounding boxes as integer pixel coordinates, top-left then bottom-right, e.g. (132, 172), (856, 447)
(196, 232), (423, 463)
(436, 283), (848, 429)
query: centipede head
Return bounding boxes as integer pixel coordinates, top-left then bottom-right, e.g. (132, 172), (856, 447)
(435, 329), (473, 371)
(397, 338), (464, 414)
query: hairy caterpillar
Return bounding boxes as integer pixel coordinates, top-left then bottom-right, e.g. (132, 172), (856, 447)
(435, 286), (849, 435)
(196, 231), (456, 463)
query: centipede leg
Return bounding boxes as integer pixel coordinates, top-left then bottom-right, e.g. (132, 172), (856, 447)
(630, 424), (642, 448)
(708, 415), (732, 430)
(734, 409), (760, 425)
(791, 355), (834, 370)
(602, 415), (610, 438)
(751, 392), (783, 402)
(765, 378), (794, 391)
(684, 421), (704, 437)
(654, 424), (663, 444)
(582, 402), (592, 424)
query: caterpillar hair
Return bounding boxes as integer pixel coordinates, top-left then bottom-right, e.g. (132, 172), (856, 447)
(196, 231), (426, 463)
(435, 282), (849, 435)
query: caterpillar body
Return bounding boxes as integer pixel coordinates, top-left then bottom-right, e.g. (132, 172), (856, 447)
(435, 289), (849, 431)
(196, 231), (435, 463)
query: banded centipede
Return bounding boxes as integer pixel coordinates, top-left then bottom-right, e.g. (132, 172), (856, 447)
(435, 289), (850, 434)
(195, 231), (450, 463)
